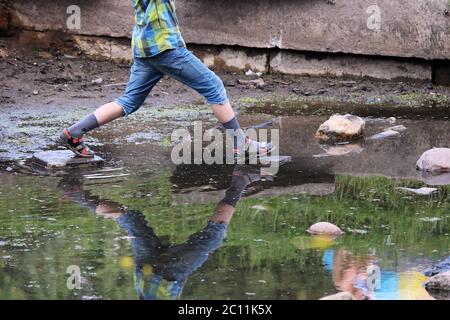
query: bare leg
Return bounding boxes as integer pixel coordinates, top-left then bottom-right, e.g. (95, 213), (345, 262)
(210, 101), (236, 123)
(94, 101), (125, 125)
(210, 202), (235, 224)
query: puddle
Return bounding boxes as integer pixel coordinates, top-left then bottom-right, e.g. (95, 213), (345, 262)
(0, 109), (450, 300)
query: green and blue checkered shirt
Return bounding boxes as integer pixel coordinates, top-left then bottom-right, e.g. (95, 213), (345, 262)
(131, 0), (186, 57)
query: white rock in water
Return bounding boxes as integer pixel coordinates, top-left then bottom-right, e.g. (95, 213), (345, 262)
(416, 148), (450, 173)
(396, 187), (438, 196)
(307, 222), (343, 236)
(369, 129), (400, 140)
(424, 271), (450, 291)
(315, 114), (365, 142)
(320, 292), (356, 300)
(385, 125), (407, 132)
(314, 143), (364, 158)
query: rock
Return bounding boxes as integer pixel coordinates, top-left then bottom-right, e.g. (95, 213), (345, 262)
(315, 114), (365, 142)
(31, 150), (104, 169)
(368, 129), (400, 140)
(313, 143), (364, 158)
(307, 222), (343, 236)
(416, 148), (450, 173)
(418, 171), (450, 186)
(424, 257), (450, 277)
(238, 78), (266, 88)
(385, 125), (407, 132)
(245, 69), (262, 77)
(251, 205), (269, 211)
(91, 77), (103, 85)
(396, 187), (438, 196)
(424, 271), (450, 291)
(320, 292), (356, 300)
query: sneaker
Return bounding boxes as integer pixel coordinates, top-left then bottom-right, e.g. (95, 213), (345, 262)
(233, 138), (276, 162)
(59, 129), (95, 158)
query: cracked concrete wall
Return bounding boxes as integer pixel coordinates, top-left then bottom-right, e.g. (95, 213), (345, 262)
(5, 0), (450, 60)
(3, 0), (450, 81)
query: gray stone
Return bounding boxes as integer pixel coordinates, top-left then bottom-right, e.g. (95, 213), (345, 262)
(315, 114), (365, 142)
(270, 51), (432, 80)
(424, 271), (450, 292)
(368, 129), (401, 140)
(418, 171), (450, 186)
(314, 143), (364, 158)
(32, 150), (104, 169)
(192, 46), (268, 73)
(416, 148), (450, 173)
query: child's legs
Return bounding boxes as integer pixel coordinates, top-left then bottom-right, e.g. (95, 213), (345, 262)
(115, 58), (164, 118)
(94, 102), (125, 125)
(147, 47), (235, 123)
(65, 58), (164, 139)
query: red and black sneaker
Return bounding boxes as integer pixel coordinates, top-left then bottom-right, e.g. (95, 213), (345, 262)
(59, 129), (95, 158)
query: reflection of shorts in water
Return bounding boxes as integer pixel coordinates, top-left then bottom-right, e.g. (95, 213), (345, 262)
(117, 211), (228, 300)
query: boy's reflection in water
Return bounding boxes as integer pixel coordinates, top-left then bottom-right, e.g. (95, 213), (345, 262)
(59, 165), (268, 300)
(322, 248), (434, 300)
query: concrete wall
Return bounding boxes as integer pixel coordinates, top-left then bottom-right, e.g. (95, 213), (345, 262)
(3, 0), (450, 80)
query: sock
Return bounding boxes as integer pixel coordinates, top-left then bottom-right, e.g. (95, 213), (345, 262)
(67, 114), (99, 138)
(222, 117), (246, 149)
(221, 174), (249, 207)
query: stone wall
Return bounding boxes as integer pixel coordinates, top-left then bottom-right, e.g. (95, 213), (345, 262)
(3, 0), (450, 81)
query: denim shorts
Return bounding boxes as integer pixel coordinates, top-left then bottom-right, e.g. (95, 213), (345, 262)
(116, 47), (229, 116)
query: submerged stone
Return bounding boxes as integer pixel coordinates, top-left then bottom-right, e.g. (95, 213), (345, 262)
(307, 222), (343, 236)
(31, 150), (104, 169)
(314, 143), (364, 157)
(369, 129), (400, 140)
(424, 271), (450, 292)
(418, 171), (450, 186)
(315, 114), (365, 142)
(417, 148), (450, 173)
(396, 187), (438, 196)
(385, 125), (407, 132)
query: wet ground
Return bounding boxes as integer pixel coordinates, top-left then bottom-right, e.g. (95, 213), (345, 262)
(1, 44), (450, 300)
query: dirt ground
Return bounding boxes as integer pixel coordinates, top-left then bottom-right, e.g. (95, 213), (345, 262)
(2, 35), (450, 109)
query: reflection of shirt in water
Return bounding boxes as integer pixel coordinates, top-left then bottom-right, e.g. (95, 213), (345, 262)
(322, 249), (400, 300)
(117, 210), (228, 300)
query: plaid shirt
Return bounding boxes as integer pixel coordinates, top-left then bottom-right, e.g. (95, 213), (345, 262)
(131, 0), (186, 57)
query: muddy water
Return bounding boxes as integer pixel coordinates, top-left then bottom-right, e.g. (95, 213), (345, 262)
(0, 111), (449, 300)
